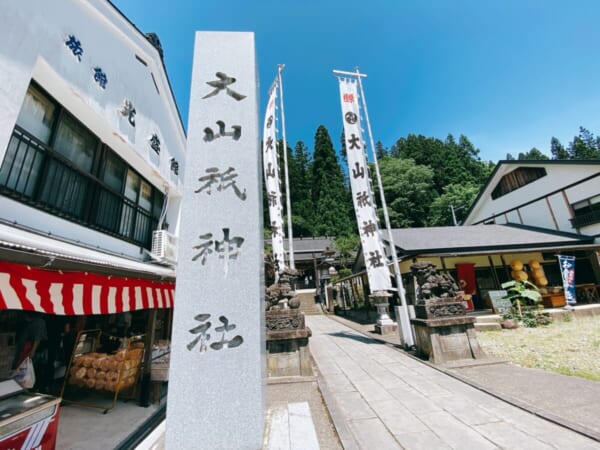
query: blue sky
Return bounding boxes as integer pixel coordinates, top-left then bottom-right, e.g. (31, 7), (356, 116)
(112, 0), (600, 162)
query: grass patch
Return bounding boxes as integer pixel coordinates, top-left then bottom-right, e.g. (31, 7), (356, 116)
(477, 315), (600, 381)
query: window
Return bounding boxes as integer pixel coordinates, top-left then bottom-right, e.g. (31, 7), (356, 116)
(15, 85), (56, 144)
(95, 152), (127, 232)
(53, 113), (96, 172)
(0, 82), (164, 249)
(491, 167), (547, 199)
(570, 195), (600, 228)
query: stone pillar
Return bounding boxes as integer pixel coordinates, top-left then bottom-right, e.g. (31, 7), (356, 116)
(165, 32), (264, 449)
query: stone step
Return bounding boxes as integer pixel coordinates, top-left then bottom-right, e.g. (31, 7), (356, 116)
(474, 322), (502, 331)
(475, 315), (501, 324)
(297, 291), (323, 315)
(301, 308), (324, 316)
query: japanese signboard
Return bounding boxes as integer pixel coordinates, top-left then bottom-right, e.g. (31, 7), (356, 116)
(338, 78), (391, 292)
(165, 32), (264, 449)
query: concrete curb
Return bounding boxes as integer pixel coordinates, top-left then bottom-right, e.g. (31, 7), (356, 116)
(438, 367), (600, 443)
(311, 357), (360, 450)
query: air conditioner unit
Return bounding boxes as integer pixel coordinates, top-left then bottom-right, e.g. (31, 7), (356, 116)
(151, 230), (178, 262)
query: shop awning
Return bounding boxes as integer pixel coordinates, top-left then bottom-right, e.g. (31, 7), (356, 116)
(0, 261), (175, 315)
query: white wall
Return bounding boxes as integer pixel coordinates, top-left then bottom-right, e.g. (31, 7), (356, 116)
(0, 0), (186, 257)
(518, 200), (553, 229)
(467, 164), (600, 236)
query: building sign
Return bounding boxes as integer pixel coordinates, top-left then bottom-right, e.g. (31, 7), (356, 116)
(165, 32), (264, 449)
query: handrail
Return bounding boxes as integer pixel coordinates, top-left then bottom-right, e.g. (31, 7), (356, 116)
(570, 209), (600, 228)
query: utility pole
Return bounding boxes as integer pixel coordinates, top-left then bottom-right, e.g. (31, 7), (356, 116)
(449, 204), (463, 226)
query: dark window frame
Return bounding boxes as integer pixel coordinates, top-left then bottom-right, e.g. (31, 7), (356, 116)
(570, 195), (600, 228)
(0, 81), (164, 249)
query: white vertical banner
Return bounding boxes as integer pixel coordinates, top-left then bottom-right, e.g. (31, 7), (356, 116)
(338, 78), (391, 292)
(262, 81), (286, 273)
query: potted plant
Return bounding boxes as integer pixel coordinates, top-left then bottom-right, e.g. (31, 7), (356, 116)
(501, 279), (542, 319)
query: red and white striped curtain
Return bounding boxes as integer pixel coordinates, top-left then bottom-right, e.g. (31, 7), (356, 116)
(0, 261), (175, 315)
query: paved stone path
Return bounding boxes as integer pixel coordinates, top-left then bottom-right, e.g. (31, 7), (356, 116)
(307, 315), (600, 450)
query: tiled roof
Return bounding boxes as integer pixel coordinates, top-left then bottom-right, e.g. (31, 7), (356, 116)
(383, 223), (594, 255)
(283, 237), (335, 253)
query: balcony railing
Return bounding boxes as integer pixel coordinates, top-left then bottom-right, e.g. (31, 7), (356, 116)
(0, 126), (157, 249)
(570, 209), (600, 228)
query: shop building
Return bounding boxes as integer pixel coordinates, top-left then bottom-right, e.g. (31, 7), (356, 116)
(0, 0), (185, 447)
(373, 224), (599, 309)
(341, 161), (600, 311)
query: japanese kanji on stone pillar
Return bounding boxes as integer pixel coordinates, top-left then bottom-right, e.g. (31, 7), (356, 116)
(165, 32), (265, 450)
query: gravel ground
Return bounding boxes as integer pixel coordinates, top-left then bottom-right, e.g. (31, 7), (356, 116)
(476, 315), (600, 381)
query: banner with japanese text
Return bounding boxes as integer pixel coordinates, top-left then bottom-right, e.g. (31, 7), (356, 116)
(338, 78), (391, 292)
(558, 255), (576, 305)
(262, 81), (286, 273)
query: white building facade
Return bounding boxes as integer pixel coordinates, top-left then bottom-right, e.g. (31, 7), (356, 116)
(463, 161), (600, 241)
(0, 1), (188, 446)
(0, 0), (185, 269)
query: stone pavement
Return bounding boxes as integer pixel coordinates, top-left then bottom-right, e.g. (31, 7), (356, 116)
(306, 314), (600, 449)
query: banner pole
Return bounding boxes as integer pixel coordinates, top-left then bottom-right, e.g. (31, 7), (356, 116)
(278, 64), (295, 270)
(354, 67), (414, 348)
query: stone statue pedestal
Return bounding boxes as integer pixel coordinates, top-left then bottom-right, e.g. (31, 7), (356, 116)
(372, 292), (397, 335)
(411, 298), (486, 365)
(266, 309), (312, 377)
(374, 302), (397, 335)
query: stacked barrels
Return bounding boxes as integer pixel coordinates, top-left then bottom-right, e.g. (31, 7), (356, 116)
(509, 259), (547, 287)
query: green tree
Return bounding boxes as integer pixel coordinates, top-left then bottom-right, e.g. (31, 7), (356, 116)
(311, 125), (353, 236)
(568, 127), (600, 159)
(516, 148), (550, 160)
(393, 133), (490, 195)
(288, 141), (314, 237)
(429, 183), (480, 226)
(550, 137), (569, 159)
(374, 157), (437, 227)
(333, 234), (360, 269)
(550, 128), (600, 160)
(375, 140), (387, 160)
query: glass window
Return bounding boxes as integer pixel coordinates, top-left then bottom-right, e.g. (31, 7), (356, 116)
(124, 169), (140, 202)
(0, 133), (44, 197)
(3, 83), (163, 249)
(54, 114), (96, 172)
(101, 152), (126, 192)
(139, 181), (152, 211)
(15, 85), (56, 144)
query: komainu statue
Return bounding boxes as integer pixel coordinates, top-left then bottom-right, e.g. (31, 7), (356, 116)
(265, 267), (300, 311)
(411, 261), (460, 302)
